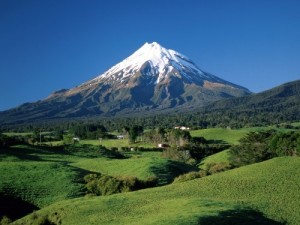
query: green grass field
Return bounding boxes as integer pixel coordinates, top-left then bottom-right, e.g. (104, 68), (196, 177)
(2, 126), (300, 224)
(13, 157), (300, 225)
(191, 128), (251, 145)
(198, 149), (231, 170)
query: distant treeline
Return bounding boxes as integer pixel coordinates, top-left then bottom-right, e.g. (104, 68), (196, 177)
(1, 107), (300, 133)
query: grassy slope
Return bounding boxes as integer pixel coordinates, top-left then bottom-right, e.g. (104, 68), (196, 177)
(197, 149), (231, 170)
(0, 145), (90, 208)
(0, 162), (84, 207)
(72, 154), (197, 185)
(14, 157), (300, 225)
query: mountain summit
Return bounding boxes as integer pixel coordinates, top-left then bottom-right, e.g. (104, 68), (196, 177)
(0, 42), (251, 123)
(84, 42), (248, 90)
(89, 41), (210, 85)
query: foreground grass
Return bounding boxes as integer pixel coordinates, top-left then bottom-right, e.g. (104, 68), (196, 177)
(14, 157), (300, 225)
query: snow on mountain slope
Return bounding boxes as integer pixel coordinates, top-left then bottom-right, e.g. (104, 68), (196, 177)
(84, 42), (219, 86)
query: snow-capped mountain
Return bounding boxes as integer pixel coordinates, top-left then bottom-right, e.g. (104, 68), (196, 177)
(89, 42), (211, 85)
(0, 42), (251, 123)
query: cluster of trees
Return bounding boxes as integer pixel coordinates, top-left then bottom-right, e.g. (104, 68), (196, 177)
(230, 130), (300, 167)
(143, 128), (191, 146)
(125, 125), (144, 144)
(141, 128), (229, 165)
(70, 124), (109, 139)
(0, 134), (27, 148)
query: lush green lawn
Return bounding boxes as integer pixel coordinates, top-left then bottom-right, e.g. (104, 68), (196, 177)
(14, 157), (300, 225)
(190, 128), (249, 145)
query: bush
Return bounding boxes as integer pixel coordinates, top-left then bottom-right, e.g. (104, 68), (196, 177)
(230, 130), (300, 167)
(110, 147), (118, 152)
(269, 131), (300, 156)
(161, 148), (192, 163)
(84, 173), (158, 196)
(229, 130), (275, 167)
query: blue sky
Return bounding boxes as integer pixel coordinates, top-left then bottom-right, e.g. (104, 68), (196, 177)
(1, 0), (300, 111)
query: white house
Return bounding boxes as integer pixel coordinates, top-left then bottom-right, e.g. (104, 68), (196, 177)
(174, 126), (190, 130)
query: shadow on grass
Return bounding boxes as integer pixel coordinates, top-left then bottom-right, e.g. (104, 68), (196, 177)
(0, 194), (39, 221)
(150, 160), (198, 185)
(198, 209), (285, 225)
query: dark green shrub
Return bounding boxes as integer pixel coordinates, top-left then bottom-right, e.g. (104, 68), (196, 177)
(144, 176), (159, 187)
(269, 131), (300, 156)
(110, 147), (118, 152)
(84, 173), (158, 196)
(161, 148), (192, 163)
(230, 130), (300, 167)
(229, 130), (275, 167)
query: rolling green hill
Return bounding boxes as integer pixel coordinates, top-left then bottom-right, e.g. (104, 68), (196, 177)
(13, 157), (300, 225)
(202, 79), (300, 124)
